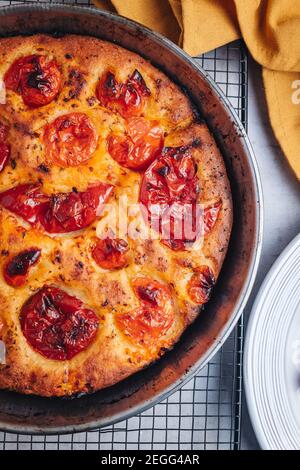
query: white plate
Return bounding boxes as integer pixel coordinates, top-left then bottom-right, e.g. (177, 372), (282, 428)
(244, 233), (300, 450)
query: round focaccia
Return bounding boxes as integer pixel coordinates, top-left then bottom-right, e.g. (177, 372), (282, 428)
(0, 34), (232, 397)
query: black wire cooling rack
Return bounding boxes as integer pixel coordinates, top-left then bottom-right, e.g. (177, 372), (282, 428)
(0, 0), (248, 450)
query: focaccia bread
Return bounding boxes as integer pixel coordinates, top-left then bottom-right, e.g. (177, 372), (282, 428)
(0, 34), (232, 397)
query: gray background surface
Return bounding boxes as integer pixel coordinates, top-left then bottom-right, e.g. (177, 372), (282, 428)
(240, 57), (300, 449)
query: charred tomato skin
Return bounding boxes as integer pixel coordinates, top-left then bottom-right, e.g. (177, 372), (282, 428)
(140, 146), (222, 250)
(92, 237), (129, 270)
(187, 265), (215, 304)
(4, 248), (41, 287)
(96, 69), (150, 117)
(139, 146), (199, 250)
(0, 183), (114, 234)
(41, 183), (114, 234)
(116, 278), (174, 346)
(96, 71), (120, 105)
(20, 285), (99, 360)
(133, 278), (169, 309)
(4, 54), (61, 108)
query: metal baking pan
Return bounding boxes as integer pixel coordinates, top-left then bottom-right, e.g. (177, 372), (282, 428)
(0, 4), (263, 434)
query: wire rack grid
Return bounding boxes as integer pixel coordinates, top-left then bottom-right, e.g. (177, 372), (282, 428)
(0, 0), (248, 450)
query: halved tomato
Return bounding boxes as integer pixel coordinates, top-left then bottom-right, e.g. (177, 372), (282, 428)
(116, 278), (174, 346)
(140, 146), (199, 250)
(108, 117), (163, 171)
(140, 146), (222, 250)
(44, 112), (98, 167)
(92, 237), (129, 270)
(96, 69), (150, 118)
(187, 265), (215, 304)
(20, 286), (99, 360)
(0, 182), (114, 234)
(0, 184), (49, 225)
(4, 54), (61, 108)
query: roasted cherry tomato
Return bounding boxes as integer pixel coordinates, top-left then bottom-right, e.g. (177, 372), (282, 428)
(187, 265), (215, 304)
(96, 69), (150, 118)
(161, 201), (222, 251)
(92, 237), (129, 270)
(116, 278), (174, 346)
(141, 146), (199, 204)
(140, 146), (199, 250)
(42, 183), (114, 233)
(4, 54), (61, 108)
(0, 182), (114, 234)
(44, 112), (98, 167)
(140, 146), (222, 250)
(108, 117), (163, 171)
(0, 184), (49, 225)
(4, 248), (41, 287)
(0, 123), (10, 173)
(20, 285), (99, 360)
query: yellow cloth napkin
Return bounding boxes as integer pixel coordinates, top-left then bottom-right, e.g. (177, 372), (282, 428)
(93, 0), (300, 179)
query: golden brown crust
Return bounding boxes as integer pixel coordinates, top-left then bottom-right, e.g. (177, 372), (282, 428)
(0, 34), (195, 131)
(0, 34), (232, 397)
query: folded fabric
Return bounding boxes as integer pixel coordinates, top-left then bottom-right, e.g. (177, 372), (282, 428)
(93, 0), (300, 179)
